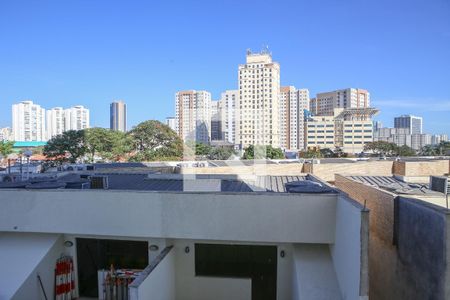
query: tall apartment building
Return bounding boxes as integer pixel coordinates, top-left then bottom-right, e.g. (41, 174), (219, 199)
(12, 100), (46, 141)
(165, 117), (177, 132)
(210, 101), (221, 141)
(110, 101), (127, 132)
(219, 90), (238, 144)
(394, 115), (422, 134)
(311, 88), (370, 116)
(175, 90), (211, 143)
(279, 86), (310, 150)
(46, 107), (65, 139)
(0, 127), (12, 141)
(306, 108), (378, 154)
(64, 105), (90, 131)
(236, 49), (280, 148)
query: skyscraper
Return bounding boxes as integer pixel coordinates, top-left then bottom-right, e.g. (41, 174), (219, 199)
(64, 105), (90, 131)
(394, 115), (422, 134)
(312, 88), (370, 116)
(236, 49), (280, 148)
(110, 101), (127, 132)
(12, 100), (46, 141)
(46, 107), (65, 139)
(175, 90), (211, 143)
(279, 86), (310, 150)
(210, 101), (221, 141)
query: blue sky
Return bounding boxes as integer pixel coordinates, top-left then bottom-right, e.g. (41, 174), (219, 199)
(0, 0), (449, 135)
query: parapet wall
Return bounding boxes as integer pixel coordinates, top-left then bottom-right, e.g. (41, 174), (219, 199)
(335, 174), (450, 299)
(181, 163), (304, 176)
(393, 160), (450, 177)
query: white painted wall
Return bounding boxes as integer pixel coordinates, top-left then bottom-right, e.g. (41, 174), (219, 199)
(0, 190), (337, 244)
(173, 241), (252, 300)
(292, 244), (342, 300)
(0, 233), (64, 300)
(130, 249), (176, 300)
(329, 195), (368, 300)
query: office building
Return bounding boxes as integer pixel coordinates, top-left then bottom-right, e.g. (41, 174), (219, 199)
(219, 90), (238, 145)
(306, 108), (378, 154)
(394, 115), (422, 134)
(236, 49), (280, 148)
(311, 88), (370, 116)
(46, 107), (65, 139)
(279, 86), (310, 150)
(110, 101), (127, 132)
(175, 90), (211, 143)
(12, 100), (46, 141)
(64, 105), (90, 131)
(165, 117), (177, 132)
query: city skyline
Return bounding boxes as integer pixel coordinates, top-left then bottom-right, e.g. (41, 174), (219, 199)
(0, 0), (449, 136)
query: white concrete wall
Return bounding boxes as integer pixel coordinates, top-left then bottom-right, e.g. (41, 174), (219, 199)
(130, 249), (176, 300)
(173, 241), (252, 300)
(0, 190), (337, 244)
(0, 233), (64, 300)
(329, 195), (368, 300)
(292, 244), (342, 300)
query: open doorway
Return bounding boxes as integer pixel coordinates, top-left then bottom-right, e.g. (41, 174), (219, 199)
(76, 238), (148, 297)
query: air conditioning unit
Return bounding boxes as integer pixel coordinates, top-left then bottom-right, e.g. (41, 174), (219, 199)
(90, 176), (109, 189)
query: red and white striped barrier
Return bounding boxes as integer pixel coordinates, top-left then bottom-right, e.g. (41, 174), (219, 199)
(55, 256), (75, 300)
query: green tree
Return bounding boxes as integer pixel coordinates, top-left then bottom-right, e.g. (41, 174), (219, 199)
(242, 145), (285, 159)
(299, 148), (323, 158)
(207, 147), (236, 160)
(43, 130), (86, 163)
(0, 141), (14, 159)
(396, 145), (416, 156)
(364, 141), (397, 156)
(128, 120), (183, 161)
(195, 142), (212, 156)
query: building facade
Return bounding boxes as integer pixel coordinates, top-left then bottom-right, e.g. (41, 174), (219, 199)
(46, 107), (65, 140)
(64, 105), (90, 131)
(394, 115), (423, 134)
(306, 108), (377, 154)
(236, 49), (280, 148)
(165, 117), (177, 132)
(0, 127), (12, 141)
(311, 88), (370, 116)
(210, 101), (221, 141)
(219, 90), (238, 145)
(12, 101), (46, 141)
(110, 101), (127, 132)
(175, 90), (211, 143)
(279, 86), (309, 150)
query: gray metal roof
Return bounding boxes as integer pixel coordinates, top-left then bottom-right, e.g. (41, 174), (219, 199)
(347, 175), (442, 196)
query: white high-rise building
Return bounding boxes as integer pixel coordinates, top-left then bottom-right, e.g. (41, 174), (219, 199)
(64, 105), (90, 131)
(12, 100), (46, 141)
(0, 127), (12, 141)
(219, 90), (238, 144)
(46, 107), (65, 139)
(236, 49), (280, 148)
(165, 117), (177, 132)
(279, 86), (310, 150)
(175, 90), (211, 143)
(311, 88), (370, 116)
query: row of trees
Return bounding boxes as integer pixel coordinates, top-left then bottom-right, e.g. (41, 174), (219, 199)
(363, 141), (450, 157)
(43, 120), (183, 164)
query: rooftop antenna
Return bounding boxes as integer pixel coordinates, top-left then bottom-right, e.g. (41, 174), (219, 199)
(262, 45), (271, 55)
(246, 48), (252, 55)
